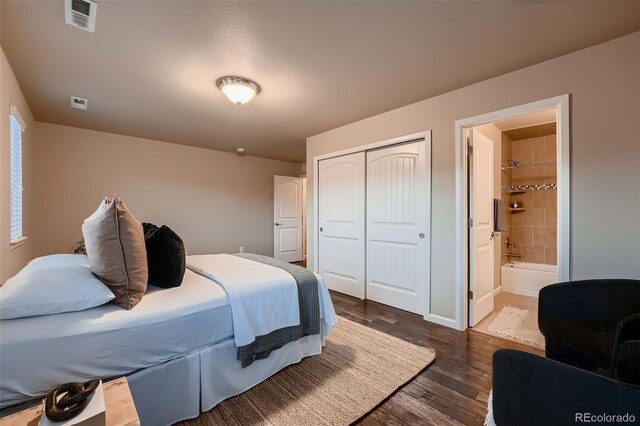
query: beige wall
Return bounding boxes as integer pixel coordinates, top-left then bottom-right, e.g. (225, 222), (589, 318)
(306, 32), (640, 322)
(508, 134), (558, 265)
(1, 47), (36, 283)
(295, 162), (306, 177)
(33, 123), (298, 260)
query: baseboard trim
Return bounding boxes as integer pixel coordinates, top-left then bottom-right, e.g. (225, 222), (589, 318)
(426, 313), (459, 329)
(501, 285), (539, 298)
(493, 286), (502, 296)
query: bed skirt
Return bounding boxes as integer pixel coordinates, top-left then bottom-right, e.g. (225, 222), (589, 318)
(127, 324), (327, 425)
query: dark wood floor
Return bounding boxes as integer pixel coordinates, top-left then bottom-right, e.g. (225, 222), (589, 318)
(329, 290), (544, 426)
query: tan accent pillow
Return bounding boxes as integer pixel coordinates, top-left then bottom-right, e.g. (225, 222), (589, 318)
(82, 196), (148, 309)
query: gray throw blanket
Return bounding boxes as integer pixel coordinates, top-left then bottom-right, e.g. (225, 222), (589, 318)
(232, 253), (320, 368)
(494, 199), (507, 232)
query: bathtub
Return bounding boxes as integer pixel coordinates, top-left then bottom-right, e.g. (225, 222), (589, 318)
(501, 261), (558, 298)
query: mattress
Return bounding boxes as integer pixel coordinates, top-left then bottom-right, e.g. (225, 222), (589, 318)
(0, 269), (233, 408)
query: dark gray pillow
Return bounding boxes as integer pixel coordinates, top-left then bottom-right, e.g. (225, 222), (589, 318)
(142, 223), (186, 288)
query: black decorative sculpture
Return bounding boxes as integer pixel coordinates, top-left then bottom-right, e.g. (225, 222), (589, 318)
(45, 380), (100, 422)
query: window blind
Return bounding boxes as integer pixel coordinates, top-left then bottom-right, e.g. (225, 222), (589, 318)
(9, 114), (23, 242)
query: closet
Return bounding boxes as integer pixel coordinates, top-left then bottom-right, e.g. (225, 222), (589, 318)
(318, 138), (430, 315)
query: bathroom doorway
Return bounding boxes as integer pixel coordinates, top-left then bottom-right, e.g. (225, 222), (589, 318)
(454, 95), (571, 345)
(472, 112), (558, 348)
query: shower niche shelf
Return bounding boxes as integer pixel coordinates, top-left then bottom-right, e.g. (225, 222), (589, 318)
(509, 207), (526, 212)
(508, 189), (527, 194)
(501, 161), (557, 171)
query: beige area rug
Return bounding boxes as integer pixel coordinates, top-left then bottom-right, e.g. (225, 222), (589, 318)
(486, 306), (545, 349)
(180, 317), (436, 426)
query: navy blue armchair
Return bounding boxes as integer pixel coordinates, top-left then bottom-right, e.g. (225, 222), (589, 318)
(491, 279), (640, 425)
(492, 349), (640, 426)
(538, 279), (640, 373)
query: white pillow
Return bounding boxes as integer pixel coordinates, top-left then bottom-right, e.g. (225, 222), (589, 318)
(0, 254), (115, 320)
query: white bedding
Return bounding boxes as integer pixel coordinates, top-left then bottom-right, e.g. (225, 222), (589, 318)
(187, 254), (300, 346)
(0, 269), (232, 408)
(0, 254), (337, 412)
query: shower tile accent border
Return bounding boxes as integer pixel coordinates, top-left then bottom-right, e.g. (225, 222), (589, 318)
(500, 183), (557, 191)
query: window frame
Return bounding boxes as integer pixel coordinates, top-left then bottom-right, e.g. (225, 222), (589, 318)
(9, 105), (27, 249)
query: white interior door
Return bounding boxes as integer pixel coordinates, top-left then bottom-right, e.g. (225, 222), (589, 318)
(469, 129), (495, 326)
(273, 175), (304, 262)
(318, 153), (366, 298)
(366, 140), (429, 314)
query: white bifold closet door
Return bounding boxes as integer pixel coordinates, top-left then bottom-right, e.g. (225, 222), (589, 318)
(318, 152), (366, 299)
(366, 140), (428, 315)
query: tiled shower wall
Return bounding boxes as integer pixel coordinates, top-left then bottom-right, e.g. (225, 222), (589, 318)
(502, 134), (557, 265)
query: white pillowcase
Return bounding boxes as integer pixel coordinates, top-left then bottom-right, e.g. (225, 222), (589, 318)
(0, 254), (115, 320)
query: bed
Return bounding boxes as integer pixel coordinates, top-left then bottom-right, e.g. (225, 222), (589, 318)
(0, 255), (337, 425)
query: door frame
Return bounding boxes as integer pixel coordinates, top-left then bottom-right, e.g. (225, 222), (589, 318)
(312, 130), (433, 320)
(454, 94), (571, 331)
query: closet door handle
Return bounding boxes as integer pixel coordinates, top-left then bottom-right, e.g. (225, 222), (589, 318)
(419, 233), (425, 239)
(320, 227), (323, 232)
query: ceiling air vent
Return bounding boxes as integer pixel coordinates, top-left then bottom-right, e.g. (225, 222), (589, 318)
(70, 96), (89, 110)
(65, 0), (97, 33)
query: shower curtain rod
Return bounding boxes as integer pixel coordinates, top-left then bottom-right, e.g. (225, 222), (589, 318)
(501, 161), (557, 171)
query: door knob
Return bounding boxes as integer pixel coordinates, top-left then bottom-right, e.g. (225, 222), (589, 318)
(275, 222), (282, 226)
(320, 227), (323, 232)
(419, 233), (425, 239)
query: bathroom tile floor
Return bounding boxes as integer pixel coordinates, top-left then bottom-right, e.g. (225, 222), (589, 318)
(471, 291), (544, 349)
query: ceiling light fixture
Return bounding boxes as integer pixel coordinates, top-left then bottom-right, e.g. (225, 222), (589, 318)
(216, 76), (261, 105)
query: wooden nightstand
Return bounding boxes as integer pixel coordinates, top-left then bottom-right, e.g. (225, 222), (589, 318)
(1, 377), (140, 426)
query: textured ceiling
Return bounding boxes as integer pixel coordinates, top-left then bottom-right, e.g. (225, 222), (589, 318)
(2, 1), (639, 162)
